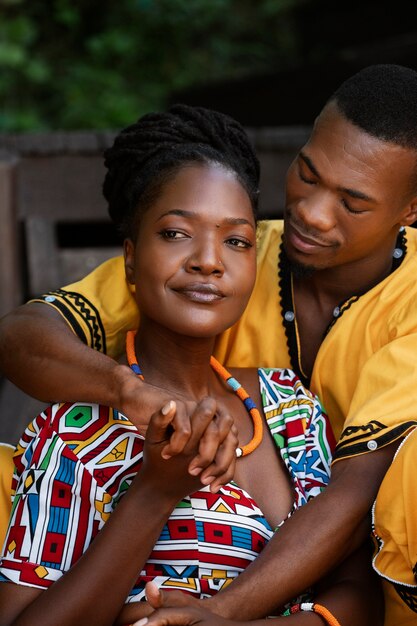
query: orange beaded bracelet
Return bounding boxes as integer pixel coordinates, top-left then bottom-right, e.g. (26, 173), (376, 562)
(301, 602), (342, 626)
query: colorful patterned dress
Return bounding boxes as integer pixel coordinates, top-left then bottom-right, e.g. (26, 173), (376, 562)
(0, 368), (335, 604)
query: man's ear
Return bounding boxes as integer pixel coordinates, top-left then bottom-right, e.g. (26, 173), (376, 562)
(124, 239), (135, 284)
(400, 196), (417, 227)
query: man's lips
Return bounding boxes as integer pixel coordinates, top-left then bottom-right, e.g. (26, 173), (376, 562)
(287, 222), (334, 252)
(173, 283), (225, 303)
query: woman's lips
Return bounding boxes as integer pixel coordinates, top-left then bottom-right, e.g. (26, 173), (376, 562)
(173, 283), (225, 303)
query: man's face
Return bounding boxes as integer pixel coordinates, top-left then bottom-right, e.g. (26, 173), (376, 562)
(283, 102), (417, 273)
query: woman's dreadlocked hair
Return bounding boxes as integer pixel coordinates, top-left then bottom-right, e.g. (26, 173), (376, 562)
(102, 104), (260, 238)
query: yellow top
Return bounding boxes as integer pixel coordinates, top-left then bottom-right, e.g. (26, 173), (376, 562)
(0, 443), (14, 548)
(32, 220), (417, 460)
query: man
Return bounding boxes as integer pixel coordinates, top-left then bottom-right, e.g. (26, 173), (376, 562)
(1, 64), (417, 624)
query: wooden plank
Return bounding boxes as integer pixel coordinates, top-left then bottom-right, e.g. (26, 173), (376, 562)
(0, 379), (46, 445)
(25, 218), (61, 296)
(0, 131), (116, 156)
(0, 158), (21, 317)
(16, 156), (109, 221)
(257, 150), (298, 219)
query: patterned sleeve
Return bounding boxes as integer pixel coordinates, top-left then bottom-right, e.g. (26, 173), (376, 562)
(0, 405), (111, 589)
(258, 368), (336, 506)
(29, 257), (139, 358)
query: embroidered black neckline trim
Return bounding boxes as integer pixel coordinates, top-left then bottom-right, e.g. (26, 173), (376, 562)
(277, 229), (408, 387)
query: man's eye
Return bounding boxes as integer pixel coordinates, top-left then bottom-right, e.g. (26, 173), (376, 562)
(299, 170), (317, 185)
(341, 199), (365, 215)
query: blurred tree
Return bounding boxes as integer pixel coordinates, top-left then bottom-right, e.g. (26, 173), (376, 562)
(0, 0), (304, 130)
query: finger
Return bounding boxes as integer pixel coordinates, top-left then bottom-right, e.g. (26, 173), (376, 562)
(160, 402), (193, 459)
(212, 408), (234, 444)
(146, 401), (177, 446)
(199, 425), (238, 490)
(188, 411), (233, 475)
(163, 397), (217, 460)
(188, 420), (220, 477)
(145, 581), (163, 609)
(146, 583), (198, 609)
(134, 607), (199, 626)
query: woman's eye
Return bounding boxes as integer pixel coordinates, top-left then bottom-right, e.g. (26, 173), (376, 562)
(226, 237), (252, 249)
(159, 229), (188, 240)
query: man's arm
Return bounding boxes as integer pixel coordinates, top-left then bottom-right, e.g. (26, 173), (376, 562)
(136, 542), (383, 626)
(0, 302), (236, 485)
(205, 442), (396, 620)
(0, 302), (133, 406)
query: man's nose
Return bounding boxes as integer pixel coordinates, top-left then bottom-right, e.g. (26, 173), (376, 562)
(297, 188), (336, 233)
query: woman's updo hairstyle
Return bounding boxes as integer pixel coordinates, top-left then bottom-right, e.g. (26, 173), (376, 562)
(102, 104), (260, 238)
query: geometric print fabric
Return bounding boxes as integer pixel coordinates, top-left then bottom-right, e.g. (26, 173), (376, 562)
(0, 368), (334, 603)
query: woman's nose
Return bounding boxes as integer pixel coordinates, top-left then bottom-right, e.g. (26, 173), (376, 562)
(184, 238), (224, 275)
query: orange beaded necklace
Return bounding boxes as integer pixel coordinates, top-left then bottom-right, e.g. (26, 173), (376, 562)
(126, 329), (263, 457)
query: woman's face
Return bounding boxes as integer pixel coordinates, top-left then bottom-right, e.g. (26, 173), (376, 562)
(124, 163), (257, 339)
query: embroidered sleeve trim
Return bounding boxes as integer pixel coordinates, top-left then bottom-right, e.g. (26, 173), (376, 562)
(30, 289), (106, 354)
(334, 420), (417, 461)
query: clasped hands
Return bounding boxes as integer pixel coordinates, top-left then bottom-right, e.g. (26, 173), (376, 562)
(117, 365), (239, 495)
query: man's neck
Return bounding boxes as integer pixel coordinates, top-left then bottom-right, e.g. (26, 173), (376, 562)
(294, 251), (395, 305)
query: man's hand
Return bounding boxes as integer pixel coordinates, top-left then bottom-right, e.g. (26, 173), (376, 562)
(131, 583), (246, 626)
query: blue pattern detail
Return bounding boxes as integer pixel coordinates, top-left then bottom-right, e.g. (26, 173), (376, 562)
(47, 506), (70, 534)
(55, 456), (76, 485)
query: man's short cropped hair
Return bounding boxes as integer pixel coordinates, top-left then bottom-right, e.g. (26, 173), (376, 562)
(329, 64), (417, 152)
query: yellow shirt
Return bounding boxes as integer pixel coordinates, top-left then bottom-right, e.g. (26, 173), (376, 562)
(33, 220), (417, 460)
(373, 429), (417, 625)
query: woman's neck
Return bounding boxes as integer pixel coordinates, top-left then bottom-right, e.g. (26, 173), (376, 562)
(134, 322), (219, 401)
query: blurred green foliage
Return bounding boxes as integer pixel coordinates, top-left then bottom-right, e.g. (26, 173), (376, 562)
(0, 0), (304, 130)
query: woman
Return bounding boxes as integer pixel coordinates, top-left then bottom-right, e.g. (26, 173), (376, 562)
(0, 105), (379, 626)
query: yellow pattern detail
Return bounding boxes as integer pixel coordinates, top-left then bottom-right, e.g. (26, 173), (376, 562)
(95, 492), (113, 522)
(214, 503), (230, 513)
(97, 437), (129, 464)
(229, 490), (241, 499)
(163, 578), (198, 590)
(66, 417), (135, 455)
(24, 474), (34, 489)
(202, 569), (227, 580)
(35, 566), (48, 579)
(7, 540), (16, 553)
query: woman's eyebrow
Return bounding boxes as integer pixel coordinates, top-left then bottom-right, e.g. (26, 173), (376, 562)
(157, 209), (195, 221)
(157, 209), (255, 228)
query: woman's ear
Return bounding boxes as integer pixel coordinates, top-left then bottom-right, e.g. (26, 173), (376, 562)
(124, 238), (136, 284)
